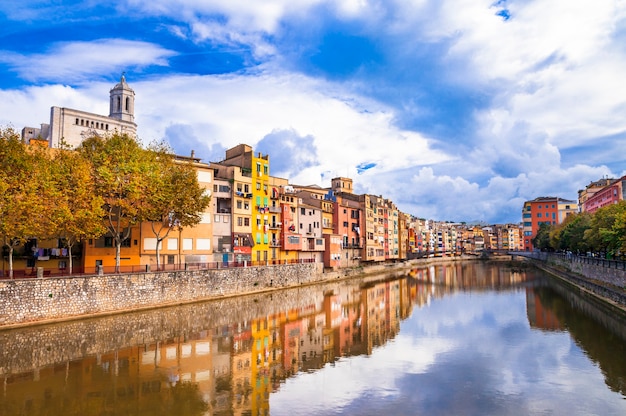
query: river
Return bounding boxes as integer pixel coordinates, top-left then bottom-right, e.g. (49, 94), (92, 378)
(1, 261), (626, 415)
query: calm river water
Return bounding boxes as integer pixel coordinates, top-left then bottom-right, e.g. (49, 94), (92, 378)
(2, 261), (626, 416)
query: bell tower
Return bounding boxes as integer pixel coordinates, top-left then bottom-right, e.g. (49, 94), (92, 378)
(109, 72), (135, 122)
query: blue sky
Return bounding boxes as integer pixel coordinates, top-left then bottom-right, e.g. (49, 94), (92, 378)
(1, 0), (625, 224)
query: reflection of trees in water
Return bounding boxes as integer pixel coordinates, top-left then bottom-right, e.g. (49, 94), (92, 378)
(0, 378), (208, 416)
(535, 284), (626, 396)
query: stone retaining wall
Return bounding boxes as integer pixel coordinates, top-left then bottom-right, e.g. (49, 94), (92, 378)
(0, 262), (323, 328)
(543, 255), (626, 288)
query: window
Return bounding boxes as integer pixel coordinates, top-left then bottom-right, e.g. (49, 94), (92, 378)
(237, 217), (243, 226)
(244, 218), (250, 226)
(237, 200), (242, 209)
(537, 213), (542, 218)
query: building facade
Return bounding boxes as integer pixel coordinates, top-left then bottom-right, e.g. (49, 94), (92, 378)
(22, 75), (137, 149)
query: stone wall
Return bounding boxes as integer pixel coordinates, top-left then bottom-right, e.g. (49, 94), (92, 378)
(540, 254), (626, 287)
(0, 262), (323, 328)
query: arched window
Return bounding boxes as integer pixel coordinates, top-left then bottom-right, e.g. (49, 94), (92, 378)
(116, 96), (121, 111)
(125, 97), (130, 111)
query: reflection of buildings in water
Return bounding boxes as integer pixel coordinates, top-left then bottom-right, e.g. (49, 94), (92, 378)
(232, 321), (253, 415)
(1, 275), (418, 415)
(526, 289), (563, 331)
(363, 280), (402, 354)
(408, 263), (530, 290)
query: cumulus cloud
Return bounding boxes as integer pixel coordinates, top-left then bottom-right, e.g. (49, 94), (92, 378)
(2, 0), (626, 223)
(0, 39), (175, 83)
(256, 129), (319, 181)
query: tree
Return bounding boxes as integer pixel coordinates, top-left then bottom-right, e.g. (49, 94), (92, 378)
(49, 140), (107, 274)
(77, 132), (156, 271)
(142, 143), (210, 270)
(550, 212), (591, 254)
(0, 127), (55, 277)
(584, 201), (626, 258)
(532, 223), (553, 251)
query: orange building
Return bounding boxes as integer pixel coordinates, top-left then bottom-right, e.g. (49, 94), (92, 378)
(522, 196), (577, 251)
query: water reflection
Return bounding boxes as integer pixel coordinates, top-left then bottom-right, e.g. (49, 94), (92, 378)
(1, 262), (626, 415)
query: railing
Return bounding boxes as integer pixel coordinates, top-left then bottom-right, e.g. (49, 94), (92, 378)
(0, 258), (317, 279)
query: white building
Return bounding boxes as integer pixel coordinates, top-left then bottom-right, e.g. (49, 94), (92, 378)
(21, 74), (137, 148)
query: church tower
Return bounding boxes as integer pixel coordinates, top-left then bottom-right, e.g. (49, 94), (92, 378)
(109, 73), (135, 123)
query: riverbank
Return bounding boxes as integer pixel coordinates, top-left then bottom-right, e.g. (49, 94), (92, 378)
(515, 254), (626, 313)
(0, 255), (493, 330)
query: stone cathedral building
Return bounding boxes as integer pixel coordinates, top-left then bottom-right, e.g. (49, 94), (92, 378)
(21, 74), (137, 148)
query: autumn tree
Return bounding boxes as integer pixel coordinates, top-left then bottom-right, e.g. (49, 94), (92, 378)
(142, 142), (210, 270)
(0, 127), (56, 277)
(49, 140), (107, 274)
(76, 132), (155, 271)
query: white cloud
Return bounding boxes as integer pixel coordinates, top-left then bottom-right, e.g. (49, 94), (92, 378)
(134, 71), (450, 185)
(0, 39), (175, 83)
(3, 0), (626, 223)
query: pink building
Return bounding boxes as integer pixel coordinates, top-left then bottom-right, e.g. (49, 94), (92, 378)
(583, 176), (626, 213)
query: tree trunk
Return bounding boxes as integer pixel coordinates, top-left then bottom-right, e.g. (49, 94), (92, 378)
(115, 242), (121, 272)
(156, 239), (162, 271)
(68, 243), (73, 275)
(8, 245), (13, 279)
